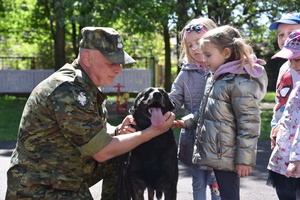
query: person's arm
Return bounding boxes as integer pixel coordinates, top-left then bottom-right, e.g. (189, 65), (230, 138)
(92, 111), (175, 162)
(169, 71), (185, 114)
(232, 78), (262, 169)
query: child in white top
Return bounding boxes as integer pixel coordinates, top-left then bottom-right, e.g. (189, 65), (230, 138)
(269, 12), (300, 149)
(268, 29), (300, 200)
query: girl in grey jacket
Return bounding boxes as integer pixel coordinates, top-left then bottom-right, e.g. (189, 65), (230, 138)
(169, 17), (221, 199)
(174, 25), (268, 200)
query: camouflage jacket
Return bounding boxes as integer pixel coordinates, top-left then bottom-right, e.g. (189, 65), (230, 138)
(9, 60), (113, 191)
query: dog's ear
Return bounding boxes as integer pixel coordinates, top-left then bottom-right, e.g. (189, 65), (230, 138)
(168, 98), (176, 111)
(159, 88), (175, 111)
(165, 94), (175, 111)
(133, 88), (147, 110)
(128, 106), (135, 114)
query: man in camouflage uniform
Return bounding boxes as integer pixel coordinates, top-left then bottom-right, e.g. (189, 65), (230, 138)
(5, 27), (175, 200)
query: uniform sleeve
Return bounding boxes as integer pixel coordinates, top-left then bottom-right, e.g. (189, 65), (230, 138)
(49, 83), (112, 157)
(231, 78), (261, 166)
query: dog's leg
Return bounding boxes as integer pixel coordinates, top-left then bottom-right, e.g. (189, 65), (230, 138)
(132, 191), (144, 200)
(155, 190), (162, 200)
(147, 188), (154, 200)
(163, 184), (177, 200)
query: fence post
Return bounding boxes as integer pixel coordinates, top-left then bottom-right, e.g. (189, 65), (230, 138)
(150, 57), (155, 87)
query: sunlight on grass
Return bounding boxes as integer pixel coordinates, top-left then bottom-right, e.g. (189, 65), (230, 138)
(260, 110), (273, 140)
(261, 92), (275, 103)
(0, 95), (27, 140)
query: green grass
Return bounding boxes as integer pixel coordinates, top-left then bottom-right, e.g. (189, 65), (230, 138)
(0, 95), (27, 140)
(0, 93), (274, 141)
(260, 110), (273, 139)
(261, 92), (275, 103)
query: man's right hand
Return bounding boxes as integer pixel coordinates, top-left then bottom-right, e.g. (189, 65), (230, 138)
(148, 111), (175, 136)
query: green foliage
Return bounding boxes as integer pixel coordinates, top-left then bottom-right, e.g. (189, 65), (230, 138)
(1, 1), (300, 87)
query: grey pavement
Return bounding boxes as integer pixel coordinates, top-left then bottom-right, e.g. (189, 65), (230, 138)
(0, 139), (278, 200)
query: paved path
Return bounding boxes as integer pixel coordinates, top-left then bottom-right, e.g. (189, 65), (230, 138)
(0, 139), (277, 199)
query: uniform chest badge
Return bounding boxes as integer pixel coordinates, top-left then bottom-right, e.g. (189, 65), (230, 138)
(73, 89), (91, 109)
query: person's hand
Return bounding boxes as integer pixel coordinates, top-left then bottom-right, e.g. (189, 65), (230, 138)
(235, 164), (252, 177)
(117, 115), (137, 135)
(148, 111), (175, 136)
(286, 161), (300, 178)
(270, 124), (279, 149)
(173, 120), (187, 129)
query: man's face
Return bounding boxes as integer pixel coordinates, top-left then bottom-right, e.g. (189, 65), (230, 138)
(277, 23), (300, 49)
(290, 56), (300, 75)
(86, 50), (122, 87)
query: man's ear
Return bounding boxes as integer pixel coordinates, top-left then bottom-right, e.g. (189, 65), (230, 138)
(224, 48), (232, 59)
(81, 52), (91, 67)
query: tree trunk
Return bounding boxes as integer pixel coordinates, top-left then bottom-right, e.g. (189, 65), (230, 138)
(163, 24), (171, 92)
(53, 3), (65, 71)
(54, 25), (65, 71)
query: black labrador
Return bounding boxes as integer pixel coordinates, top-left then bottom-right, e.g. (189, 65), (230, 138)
(127, 87), (178, 200)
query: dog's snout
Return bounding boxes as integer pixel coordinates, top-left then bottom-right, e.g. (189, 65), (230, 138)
(153, 92), (162, 99)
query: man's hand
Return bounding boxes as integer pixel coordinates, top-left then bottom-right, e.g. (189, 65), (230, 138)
(117, 115), (137, 135)
(235, 164), (252, 177)
(148, 111), (175, 135)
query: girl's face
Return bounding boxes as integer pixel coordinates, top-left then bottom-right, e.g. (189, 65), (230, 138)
(201, 42), (229, 72)
(277, 24), (300, 49)
(185, 31), (205, 65)
(290, 56), (300, 75)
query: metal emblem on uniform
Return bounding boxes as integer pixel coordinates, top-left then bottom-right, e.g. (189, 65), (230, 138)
(73, 89), (91, 109)
(117, 37), (123, 49)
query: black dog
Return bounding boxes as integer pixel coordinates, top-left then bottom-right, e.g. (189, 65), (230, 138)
(127, 87), (178, 200)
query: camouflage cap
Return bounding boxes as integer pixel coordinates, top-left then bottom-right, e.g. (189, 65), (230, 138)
(79, 27), (135, 64)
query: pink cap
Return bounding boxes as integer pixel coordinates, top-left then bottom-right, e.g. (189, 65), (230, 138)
(272, 29), (300, 59)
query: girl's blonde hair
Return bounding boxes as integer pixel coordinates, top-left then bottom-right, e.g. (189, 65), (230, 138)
(179, 17), (217, 65)
(200, 25), (254, 69)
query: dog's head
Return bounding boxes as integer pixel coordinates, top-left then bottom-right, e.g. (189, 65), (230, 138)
(130, 87), (175, 129)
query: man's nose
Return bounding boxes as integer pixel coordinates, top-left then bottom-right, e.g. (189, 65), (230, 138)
(114, 64), (122, 74)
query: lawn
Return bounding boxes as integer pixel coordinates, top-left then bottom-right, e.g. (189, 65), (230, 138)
(0, 93), (275, 140)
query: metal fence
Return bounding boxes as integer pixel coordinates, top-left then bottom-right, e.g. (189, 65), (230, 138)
(0, 69), (151, 94)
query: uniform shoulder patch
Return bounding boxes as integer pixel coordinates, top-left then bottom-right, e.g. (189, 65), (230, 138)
(73, 88), (91, 109)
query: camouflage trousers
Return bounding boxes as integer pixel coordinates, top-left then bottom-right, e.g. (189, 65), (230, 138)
(6, 155), (126, 200)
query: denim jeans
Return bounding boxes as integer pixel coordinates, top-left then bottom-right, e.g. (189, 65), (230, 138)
(191, 168), (221, 200)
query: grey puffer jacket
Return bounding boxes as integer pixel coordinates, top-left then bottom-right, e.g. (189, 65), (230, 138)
(183, 59), (268, 172)
(169, 63), (210, 169)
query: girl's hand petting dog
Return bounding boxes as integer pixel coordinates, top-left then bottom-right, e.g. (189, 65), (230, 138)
(173, 120), (187, 129)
